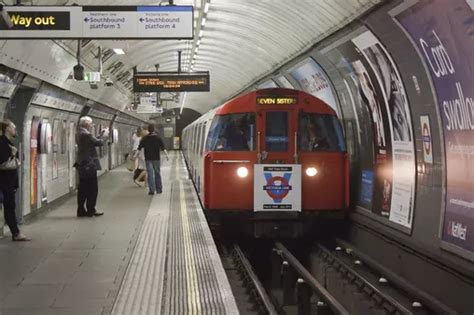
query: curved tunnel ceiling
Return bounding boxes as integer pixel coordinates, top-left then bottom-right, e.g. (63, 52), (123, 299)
(30, 0), (381, 115)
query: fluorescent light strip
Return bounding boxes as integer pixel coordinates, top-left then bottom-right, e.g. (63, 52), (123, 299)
(204, 2), (210, 14)
(180, 92), (188, 115)
(201, 17), (206, 26)
(196, 39), (201, 46)
(199, 30), (204, 38)
(113, 48), (125, 55)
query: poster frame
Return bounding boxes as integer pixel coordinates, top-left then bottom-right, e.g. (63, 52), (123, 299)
(390, 0), (474, 262)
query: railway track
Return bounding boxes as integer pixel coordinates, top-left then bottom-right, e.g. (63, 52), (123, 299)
(269, 241), (456, 315)
(220, 240), (456, 314)
(219, 243), (278, 315)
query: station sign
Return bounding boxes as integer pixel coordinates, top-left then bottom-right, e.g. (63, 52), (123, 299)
(0, 5), (193, 39)
(420, 115), (433, 164)
(133, 72), (210, 93)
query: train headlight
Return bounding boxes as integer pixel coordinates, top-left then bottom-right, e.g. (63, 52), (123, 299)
(237, 167), (249, 178)
(305, 167), (318, 177)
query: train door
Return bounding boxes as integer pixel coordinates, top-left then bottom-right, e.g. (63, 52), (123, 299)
(256, 108), (298, 164)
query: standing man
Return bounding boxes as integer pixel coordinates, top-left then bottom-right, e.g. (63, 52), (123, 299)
(75, 116), (108, 217)
(137, 123), (169, 195)
(0, 119), (30, 241)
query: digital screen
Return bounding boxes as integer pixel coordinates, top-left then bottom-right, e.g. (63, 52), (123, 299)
(133, 73), (210, 92)
(256, 97), (298, 105)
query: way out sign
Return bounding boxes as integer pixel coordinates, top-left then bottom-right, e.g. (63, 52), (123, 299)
(254, 165), (301, 212)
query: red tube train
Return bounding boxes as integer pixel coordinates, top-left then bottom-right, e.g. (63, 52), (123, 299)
(182, 88), (349, 238)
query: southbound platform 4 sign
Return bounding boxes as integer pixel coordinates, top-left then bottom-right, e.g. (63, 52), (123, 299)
(254, 165), (301, 212)
(0, 5), (193, 39)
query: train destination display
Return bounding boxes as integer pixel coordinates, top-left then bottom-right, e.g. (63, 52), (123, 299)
(133, 72), (210, 92)
(0, 5), (193, 39)
(256, 97), (298, 105)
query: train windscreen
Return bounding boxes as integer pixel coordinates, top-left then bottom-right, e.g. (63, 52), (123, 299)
(298, 113), (346, 152)
(206, 113), (256, 151)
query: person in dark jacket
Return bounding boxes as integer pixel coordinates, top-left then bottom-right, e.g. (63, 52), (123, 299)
(75, 116), (108, 217)
(136, 124), (169, 195)
(0, 119), (30, 241)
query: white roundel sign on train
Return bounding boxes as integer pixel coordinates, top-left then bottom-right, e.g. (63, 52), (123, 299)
(420, 115), (433, 164)
(254, 165), (302, 212)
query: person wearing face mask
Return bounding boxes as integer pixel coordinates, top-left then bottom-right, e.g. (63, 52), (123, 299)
(0, 119), (30, 241)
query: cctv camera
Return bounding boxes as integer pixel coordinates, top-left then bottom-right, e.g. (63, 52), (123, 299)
(105, 77), (114, 87)
(89, 82), (98, 90)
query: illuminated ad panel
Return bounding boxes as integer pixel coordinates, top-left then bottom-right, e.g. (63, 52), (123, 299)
(133, 72), (210, 93)
(0, 5), (193, 39)
(289, 58), (340, 117)
(396, 0), (474, 256)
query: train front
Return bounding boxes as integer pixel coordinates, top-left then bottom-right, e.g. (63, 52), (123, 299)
(203, 88), (349, 238)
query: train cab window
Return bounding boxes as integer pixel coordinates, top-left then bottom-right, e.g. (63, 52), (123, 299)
(265, 111), (288, 152)
(206, 113), (255, 151)
(298, 113), (346, 152)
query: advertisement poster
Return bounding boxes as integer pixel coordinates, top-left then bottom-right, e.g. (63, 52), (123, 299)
(397, 0), (474, 253)
(254, 165), (301, 212)
(30, 117), (40, 209)
(290, 58), (340, 116)
(39, 121), (51, 203)
(52, 119), (60, 179)
(323, 29), (416, 229)
(68, 122), (76, 190)
(352, 31), (416, 228)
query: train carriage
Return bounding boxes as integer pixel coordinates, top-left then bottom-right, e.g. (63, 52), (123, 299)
(182, 88), (349, 238)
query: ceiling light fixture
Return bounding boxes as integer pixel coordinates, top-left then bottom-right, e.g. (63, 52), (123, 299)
(112, 48), (125, 55)
(197, 39), (201, 46)
(180, 92), (187, 115)
(204, 2), (210, 14)
(201, 17), (206, 26)
(198, 30), (204, 38)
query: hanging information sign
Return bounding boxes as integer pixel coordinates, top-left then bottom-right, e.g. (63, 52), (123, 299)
(0, 5), (193, 39)
(133, 72), (210, 92)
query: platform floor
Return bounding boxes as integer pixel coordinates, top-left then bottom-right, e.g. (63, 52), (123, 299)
(0, 152), (238, 315)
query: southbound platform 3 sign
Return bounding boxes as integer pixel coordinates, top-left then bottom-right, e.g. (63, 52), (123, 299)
(0, 5), (193, 39)
(133, 72), (210, 93)
(254, 165), (301, 212)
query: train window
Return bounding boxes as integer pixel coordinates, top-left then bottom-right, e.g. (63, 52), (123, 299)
(265, 112), (288, 152)
(206, 113), (256, 151)
(200, 122), (207, 154)
(193, 125), (199, 154)
(298, 113), (346, 152)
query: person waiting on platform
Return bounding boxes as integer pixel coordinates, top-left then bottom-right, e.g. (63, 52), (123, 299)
(136, 123), (169, 195)
(132, 127), (148, 187)
(0, 119), (30, 241)
(75, 116), (108, 217)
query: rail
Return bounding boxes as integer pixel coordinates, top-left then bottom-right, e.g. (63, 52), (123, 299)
(335, 239), (458, 315)
(233, 244), (278, 315)
(274, 242), (350, 315)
